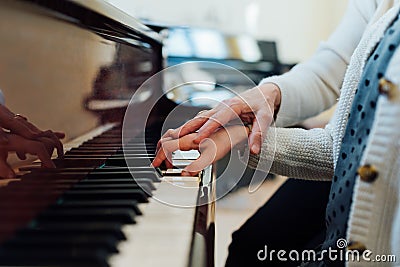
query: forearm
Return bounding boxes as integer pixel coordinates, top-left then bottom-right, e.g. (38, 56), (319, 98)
(248, 127), (334, 181)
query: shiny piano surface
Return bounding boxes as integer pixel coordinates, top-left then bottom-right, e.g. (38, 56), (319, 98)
(0, 0), (215, 266)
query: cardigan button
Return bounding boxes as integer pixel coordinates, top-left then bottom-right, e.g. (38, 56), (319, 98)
(357, 164), (378, 183)
(347, 241), (367, 253)
(378, 78), (398, 99)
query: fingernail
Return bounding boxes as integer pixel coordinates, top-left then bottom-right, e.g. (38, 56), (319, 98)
(251, 144), (260, 154)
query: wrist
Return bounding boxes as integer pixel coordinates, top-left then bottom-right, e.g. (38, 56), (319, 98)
(259, 82), (281, 116)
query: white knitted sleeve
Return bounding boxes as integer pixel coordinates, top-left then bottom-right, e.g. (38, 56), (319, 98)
(247, 126), (334, 181)
(263, 0), (372, 127)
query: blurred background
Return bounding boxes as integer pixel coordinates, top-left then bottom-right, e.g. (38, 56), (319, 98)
(106, 0), (347, 63)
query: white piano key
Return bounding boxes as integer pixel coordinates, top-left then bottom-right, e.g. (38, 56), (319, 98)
(108, 177), (201, 267)
(172, 150), (200, 160)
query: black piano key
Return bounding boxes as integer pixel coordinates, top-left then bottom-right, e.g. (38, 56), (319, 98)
(87, 171), (161, 182)
(55, 199), (142, 215)
(131, 171), (161, 182)
(3, 234), (119, 253)
(22, 222), (126, 240)
(66, 152), (156, 159)
(79, 178), (156, 190)
(71, 183), (153, 194)
(52, 159), (107, 168)
(0, 248), (110, 267)
(37, 208), (136, 224)
(62, 189), (150, 202)
(83, 137), (122, 144)
(105, 156), (153, 167)
(73, 183), (140, 190)
(20, 171), (86, 181)
(20, 166), (161, 175)
(77, 144), (154, 149)
(16, 228), (126, 242)
(92, 166), (163, 175)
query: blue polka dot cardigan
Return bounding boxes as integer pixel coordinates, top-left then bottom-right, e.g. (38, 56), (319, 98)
(247, 1), (400, 265)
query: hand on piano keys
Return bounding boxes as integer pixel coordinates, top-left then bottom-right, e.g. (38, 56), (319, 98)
(0, 104), (64, 179)
(152, 124), (250, 176)
(0, 123), (214, 267)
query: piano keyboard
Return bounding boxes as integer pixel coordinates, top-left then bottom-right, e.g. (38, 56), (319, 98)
(0, 124), (214, 267)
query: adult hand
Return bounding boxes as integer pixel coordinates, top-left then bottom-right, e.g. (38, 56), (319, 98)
(0, 133), (59, 178)
(0, 105), (65, 158)
(152, 125), (249, 176)
(158, 83), (281, 155)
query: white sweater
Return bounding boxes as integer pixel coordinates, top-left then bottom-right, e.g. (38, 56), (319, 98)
(249, 0), (400, 265)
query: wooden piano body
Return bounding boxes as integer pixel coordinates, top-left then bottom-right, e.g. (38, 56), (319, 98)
(0, 0), (215, 266)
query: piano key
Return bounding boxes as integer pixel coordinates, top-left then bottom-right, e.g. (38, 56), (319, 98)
(105, 156), (153, 167)
(55, 200), (142, 215)
(16, 229), (126, 242)
(79, 178), (156, 190)
(72, 183), (153, 193)
(93, 166), (163, 176)
(52, 159), (108, 168)
(64, 154), (156, 158)
(21, 222), (127, 240)
(0, 118), (212, 267)
(9, 180), (154, 194)
(0, 248), (110, 267)
(87, 171), (161, 183)
(66, 152), (156, 157)
(3, 234), (119, 253)
(62, 189), (150, 202)
(108, 169), (203, 267)
(37, 208), (137, 224)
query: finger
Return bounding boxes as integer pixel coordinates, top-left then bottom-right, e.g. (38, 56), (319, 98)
(157, 127), (186, 152)
(153, 138), (178, 167)
(194, 103), (243, 144)
(152, 134), (198, 167)
(37, 130), (64, 158)
(0, 151), (14, 179)
(152, 147), (174, 169)
(3, 114), (42, 139)
(182, 149), (215, 176)
(158, 114), (210, 146)
(164, 151), (174, 169)
(37, 136), (57, 157)
(178, 112), (213, 137)
(152, 147), (168, 167)
(248, 110), (273, 154)
(239, 112), (255, 123)
(157, 135), (174, 152)
(0, 130), (8, 144)
(0, 161), (15, 179)
(32, 143), (56, 168)
(54, 132), (66, 139)
(156, 110), (216, 152)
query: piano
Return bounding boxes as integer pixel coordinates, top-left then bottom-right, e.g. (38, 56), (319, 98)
(0, 0), (215, 266)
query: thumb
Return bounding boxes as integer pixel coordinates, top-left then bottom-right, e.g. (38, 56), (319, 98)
(182, 147), (216, 176)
